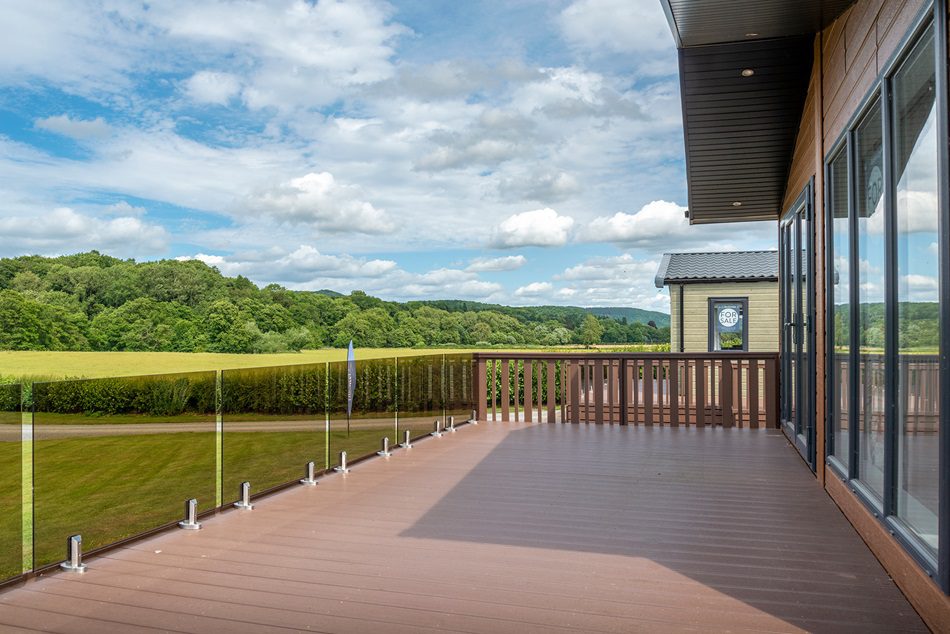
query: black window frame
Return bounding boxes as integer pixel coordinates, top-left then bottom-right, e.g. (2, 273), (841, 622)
(823, 0), (949, 592)
(707, 297), (749, 352)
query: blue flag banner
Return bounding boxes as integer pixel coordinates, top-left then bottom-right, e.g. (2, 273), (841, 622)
(346, 340), (356, 418)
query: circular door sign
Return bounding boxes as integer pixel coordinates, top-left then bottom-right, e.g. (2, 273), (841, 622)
(718, 307), (740, 328)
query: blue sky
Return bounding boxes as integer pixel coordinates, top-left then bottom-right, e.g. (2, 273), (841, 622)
(0, 0), (776, 312)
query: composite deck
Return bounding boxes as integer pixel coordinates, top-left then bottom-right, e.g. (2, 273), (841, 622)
(0, 422), (928, 633)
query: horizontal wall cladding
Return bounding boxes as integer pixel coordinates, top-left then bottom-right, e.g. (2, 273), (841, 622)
(678, 281), (779, 353)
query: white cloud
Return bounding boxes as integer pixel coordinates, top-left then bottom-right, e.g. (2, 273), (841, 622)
(901, 274), (939, 302)
(151, 0), (407, 111)
(491, 208), (574, 248)
(584, 200), (687, 246)
(184, 71), (241, 105)
(179, 248), (504, 301)
(103, 201), (146, 217)
(498, 170), (581, 203)
(583, 200), (776, 252)
(558, 0), (673, 55)
(246, 172), (395, 234)
(0, 207), (167, 256)
(467, 255), (527, 272)
(34, 115), (111, 140)
(515, 282), (553, 296)
(181, 245), (397, 283)
(557, 253), (657, 281)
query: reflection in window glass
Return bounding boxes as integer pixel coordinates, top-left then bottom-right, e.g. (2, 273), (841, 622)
(829, 149), (850, 468)
(710, 300), (745, 351)
(892, 29), (939, 553)
(854, 99), (886, 502)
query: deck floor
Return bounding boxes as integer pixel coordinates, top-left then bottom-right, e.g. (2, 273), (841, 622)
(0, 422), (928, 633)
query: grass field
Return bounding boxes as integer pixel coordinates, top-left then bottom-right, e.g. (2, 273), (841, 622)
(0, 344), (669, 382)
(0, 348), (467, 381)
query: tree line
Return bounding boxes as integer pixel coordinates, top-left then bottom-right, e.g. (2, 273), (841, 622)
(0, 252), (670, 353)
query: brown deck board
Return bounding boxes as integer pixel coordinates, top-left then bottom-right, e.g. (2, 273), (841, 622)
(0, 423), (928, 633)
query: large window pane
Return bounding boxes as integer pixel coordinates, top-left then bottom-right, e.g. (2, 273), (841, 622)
(829, 149), (851, 468)
(892, 29), (939, 552)
(854, 99), (886, 501)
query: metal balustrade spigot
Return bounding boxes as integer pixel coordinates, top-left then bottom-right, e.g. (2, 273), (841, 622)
(60, 534), (86, 573)
(430, 419), (443, 437)
(334, 451), (350, 473)
(179, 498), (202, 530)
(234, 481), (254, 510)
(400, 429), (413, 449)
(377, 437), (392, 457)
(300, 461), (318, 486)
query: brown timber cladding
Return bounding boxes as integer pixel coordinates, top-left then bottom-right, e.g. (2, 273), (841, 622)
(780, 0), (949, 629)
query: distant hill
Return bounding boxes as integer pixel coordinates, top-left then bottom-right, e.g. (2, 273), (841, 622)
(411, 300), (669, 328)
(586, 307), (670, 328)
(0, 252), (670, 353)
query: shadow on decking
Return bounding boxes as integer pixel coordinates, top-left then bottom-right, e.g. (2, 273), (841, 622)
(401, 424), (926, 633)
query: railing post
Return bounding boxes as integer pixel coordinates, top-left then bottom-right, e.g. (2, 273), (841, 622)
(750, 360), (760, 429)
(619, 359), (628, 426)
(569, 360), (580, 424)
(765, 356), (779, 428)
(593, 359), (604, 424)
(475, 357), (487, 423)
(501, 359), (510, 422)
(644, 358), (654, 426)
(670, 359), (679, 427)
(722, 359), (734, 428)
(696, 359), (706, 428)
(524, 360), (533, 423)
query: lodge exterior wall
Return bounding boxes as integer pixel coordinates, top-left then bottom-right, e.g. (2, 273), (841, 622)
(669, 281), (779, 353)
(780, 0), (949, 628)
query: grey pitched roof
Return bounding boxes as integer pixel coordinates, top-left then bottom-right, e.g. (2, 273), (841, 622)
(654, 250), (779, 288)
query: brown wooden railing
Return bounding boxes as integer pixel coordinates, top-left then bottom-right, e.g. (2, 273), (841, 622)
(473, 352), (780, 428)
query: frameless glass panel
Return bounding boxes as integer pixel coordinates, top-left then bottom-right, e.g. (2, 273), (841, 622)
(892, 28), (939, 553)
(398, 355), (444, 440)
(327, 358), (396, 467)
(222, 363), (326, 501)
(854, 99), (886, 501)
(829, 149), (851, 469)
(353, 357), (397, 458)
(32, 372), (216, 569)
(443, 354), (474, 423)
(0, 383), (22, 581)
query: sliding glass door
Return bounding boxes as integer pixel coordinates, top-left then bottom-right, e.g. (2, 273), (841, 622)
(780, 183), (816, 470)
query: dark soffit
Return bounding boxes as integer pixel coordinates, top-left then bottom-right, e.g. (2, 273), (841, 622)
(660, 0), (856, 224)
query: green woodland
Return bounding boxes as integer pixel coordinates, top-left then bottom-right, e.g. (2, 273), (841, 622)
(0, 252), (669, 353)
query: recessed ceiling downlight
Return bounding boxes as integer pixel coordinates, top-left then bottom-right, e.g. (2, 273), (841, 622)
(741, 68), (755, 77)
(732, 201), (743, 207)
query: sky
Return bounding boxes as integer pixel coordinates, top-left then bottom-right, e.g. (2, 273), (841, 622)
(0, 0), (778, 313)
